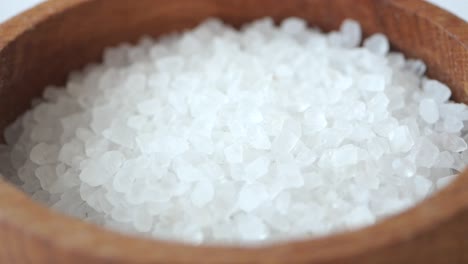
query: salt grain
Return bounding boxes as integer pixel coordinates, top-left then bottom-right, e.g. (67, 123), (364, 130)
(419, 98), (439, 124)
(363, 33), (389, 55)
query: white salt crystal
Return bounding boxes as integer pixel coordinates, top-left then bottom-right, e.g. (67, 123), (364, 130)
(366, 137), (389, 160)
(35, 165), (57, 190)
(280, 17), (306, 35)
(247, 126), (271, 150)
(30, 126), (54, 142)
(224, 143), (243, 164)
(435, 151), (454, 168)
(363, 33), (389, 55)
(345, 206), (375, 228)
(127, 115), (147, 130)
(340, 19), (361, 48)
(419, 98), (439, 124)
(294, 143), (317, 167)
(238, 183), (269, 212)
(272, 128), (299, 154)
(30, 143), (59, 165)
(442, 116), (463, 133)
(137, 99), (161, 116)
(423, 79), (451, 103)
(441, 134), (467, 152)
(191, 181), (215, 207)
(173, 159), (203, 183)
(102, 119), (135, 148)
(275, 192), (291, 214)
(155, 56), (184, 72)
(133, 208), (153, 232)
(359, 74), (385, 92)
(303, 109), (327, 132)
(332, 144), (359, 167)
(405, 59), (426, 76)
(439, 103), (467, 120)
(387, 52), (405, 68)
(244, 156), (270, 181)
(90, 105), (114, 133)
(236, 214), (268, 241)
(276, 161), (304, 188)
(58, 139), (84, 166)
(79, 161), (110, 187)
(75, 128), (94, 142)
(414, 138), (439, 168)
(189, 135), (214, 155)
(302, 172), (325, 189)
(99, 151), (125, 175)
(392, 158), (416, 178)
(85, 138), (111, 158)
(388, 126), (414, 153)
(413, 175), (433, 199)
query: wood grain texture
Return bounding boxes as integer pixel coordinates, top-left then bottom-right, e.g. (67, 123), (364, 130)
(0, 0), (467, 263)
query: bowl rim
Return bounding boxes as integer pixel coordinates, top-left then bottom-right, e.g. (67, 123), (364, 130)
(0, 0), (467, 263)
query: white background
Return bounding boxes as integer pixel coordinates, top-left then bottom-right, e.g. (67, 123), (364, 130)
(0, 0), (467, 23)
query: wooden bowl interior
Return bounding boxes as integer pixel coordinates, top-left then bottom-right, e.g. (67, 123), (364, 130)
(0, 0), (467, 263)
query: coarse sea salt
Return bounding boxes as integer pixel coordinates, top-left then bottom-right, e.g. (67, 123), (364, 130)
(0, 17), (467, 245)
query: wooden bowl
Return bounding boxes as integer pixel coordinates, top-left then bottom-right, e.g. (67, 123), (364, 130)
(0, 0), (467, 263)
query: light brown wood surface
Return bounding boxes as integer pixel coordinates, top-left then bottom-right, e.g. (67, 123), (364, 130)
(0, 0), (467, 263)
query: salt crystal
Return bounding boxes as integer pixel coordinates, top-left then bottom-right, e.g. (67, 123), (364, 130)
(392, 158), (416, 177)
(236, 214), (268, 241)
(224, 143), (243, 164)
(133, 208), (153, 232)
(137, 99), (162, 116)
(363, 33), (389, 55)
(423, 79), (451, 103)
(442, 116), (463, 133)
(99, 151), (125, 174)
(30, 143), (59, 165)
(414, 138), (439, 168)
(332, 144), (359, 167)
(244, 156), (270, 181)
(405, 59), (426, 76)
(441, 134), (467, 152)
(435, 151), (455, 168)
(419, 98), (439, 124)
(413, 175), (433, 199)
(127, 115), (147, 130)
(35, 165), (57, 190)
(58, 139), (84, 166)
(359, 74), (385, 92)
(280, 17), (306, 35)
(345, 206), (375, 228)
(238, 183), (269, 212)
(191, 181), (215, 207)
(189, 135), (214, 155)
(272, 128), (299, 153)
(340, 19), (361, 48)
(79, 160), (110, 187)
(275, 192), (291, 214)
(247, 126), (271, 150)
(173, 159), (203, 182)
(276, 161), (304, 188)
(303, 109), (327, 132)
(90, 105), (114, 133)
(388, 126), (414, 153)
